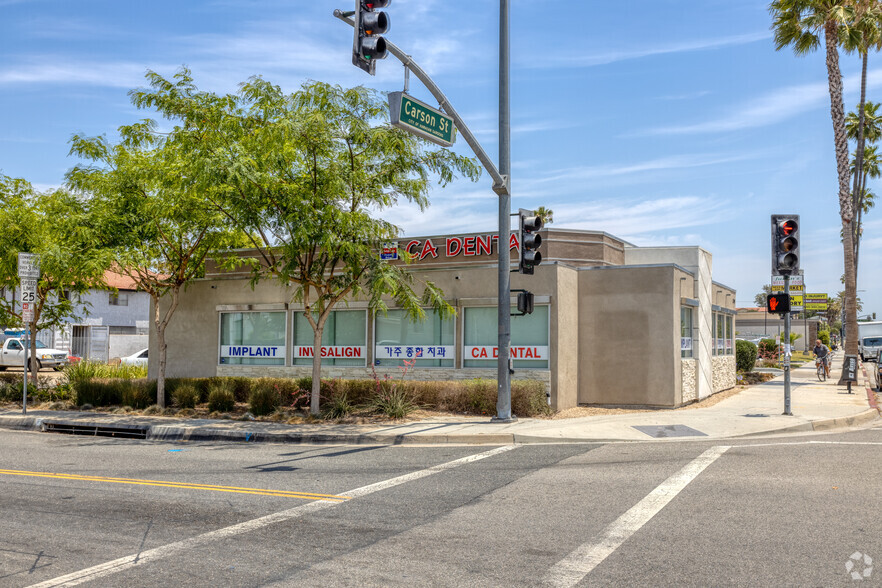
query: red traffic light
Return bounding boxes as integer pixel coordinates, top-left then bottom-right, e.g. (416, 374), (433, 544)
(781, 220), (797, 236)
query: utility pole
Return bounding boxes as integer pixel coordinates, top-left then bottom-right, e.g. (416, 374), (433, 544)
(495, 0), (514, 422)
(335, 4), (516, 421)
(783, 274), (792, 415)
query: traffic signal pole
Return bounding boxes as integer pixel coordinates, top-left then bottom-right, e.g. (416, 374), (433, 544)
(783, 275), (792, 415)
(495, 0), (514, 421)
(334, 7), (516, 421)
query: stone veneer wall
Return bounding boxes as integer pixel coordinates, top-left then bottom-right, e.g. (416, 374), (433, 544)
(681, 358), (698, 404)
(711, 356), (736, 393)
(216, 366), (551, 393)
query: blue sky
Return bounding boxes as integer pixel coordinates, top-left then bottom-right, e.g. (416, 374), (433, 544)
(1, 0), (879, 316)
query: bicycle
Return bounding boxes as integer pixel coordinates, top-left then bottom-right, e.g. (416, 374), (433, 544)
(815, 352), (832, 382)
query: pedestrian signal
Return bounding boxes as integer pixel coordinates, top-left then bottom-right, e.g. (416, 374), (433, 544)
(767, 293), (791, 314)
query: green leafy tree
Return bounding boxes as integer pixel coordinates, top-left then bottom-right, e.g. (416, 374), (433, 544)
(126, 70), (481, 414)
(535, 206), (554, 225)
(0, 174), (109, 381)
(770, 0), (862, 359)
(754, 284), (774, 307)
(67, 135), (249, 407)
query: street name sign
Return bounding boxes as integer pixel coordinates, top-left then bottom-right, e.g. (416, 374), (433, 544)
(388, 92), (456, 147)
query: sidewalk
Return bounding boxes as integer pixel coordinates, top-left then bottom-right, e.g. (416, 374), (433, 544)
(0, 364), (878, 445)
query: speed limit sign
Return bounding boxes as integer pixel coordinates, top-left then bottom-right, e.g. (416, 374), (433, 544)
(20, 277), (37, 322)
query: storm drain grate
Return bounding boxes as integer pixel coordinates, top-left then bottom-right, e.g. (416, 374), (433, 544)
(632, 424), (707, 438)
(42, 422), (148, 439)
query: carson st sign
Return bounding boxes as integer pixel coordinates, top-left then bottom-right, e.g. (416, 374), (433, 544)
(388, 91), (456, 147)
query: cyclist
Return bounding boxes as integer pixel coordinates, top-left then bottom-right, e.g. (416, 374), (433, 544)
(812, 339), (831, 378)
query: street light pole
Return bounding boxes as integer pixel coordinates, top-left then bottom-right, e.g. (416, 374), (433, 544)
(495, 0), (514, 422)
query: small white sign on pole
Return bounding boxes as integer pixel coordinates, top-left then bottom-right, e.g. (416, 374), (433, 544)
(17, 252), (40, 279)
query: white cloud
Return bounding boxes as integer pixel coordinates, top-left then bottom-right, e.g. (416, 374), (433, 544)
(531, 31), (770, 69)
(530, 152), (754, 184)
(0, 60), (159, 87)
(551, 195), (734, 236)
(643, 68), (882, 136)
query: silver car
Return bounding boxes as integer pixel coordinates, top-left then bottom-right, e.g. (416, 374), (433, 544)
(120, 348), (148, 366)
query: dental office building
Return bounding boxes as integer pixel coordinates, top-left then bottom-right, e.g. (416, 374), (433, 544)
(151, 229), (737, 409)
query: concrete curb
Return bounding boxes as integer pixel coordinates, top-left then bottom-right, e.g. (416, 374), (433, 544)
(0, 407), (877, 446)
(732, 408), (880, 438)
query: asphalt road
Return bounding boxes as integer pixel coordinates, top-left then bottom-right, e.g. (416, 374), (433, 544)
(1, 424), (881, 587)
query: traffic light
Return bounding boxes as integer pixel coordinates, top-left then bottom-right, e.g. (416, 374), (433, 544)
(518, 208), (543, 275)
(352, 0), (390, 75)
(771, 214), (800, 276)
(517, 291), (534, 315)
(767, 293), (791, 314)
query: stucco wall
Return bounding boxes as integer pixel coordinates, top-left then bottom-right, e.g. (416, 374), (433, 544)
(577, 265), (678, 406)
(551, 265), (579, 410)
(712, 356), (736, 393)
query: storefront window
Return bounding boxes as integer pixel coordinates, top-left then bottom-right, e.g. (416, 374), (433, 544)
(726, 315), (734, 355)
(714, 313), (726, 356)
(374, 309), (454, 367)
(219, 312), (286, 365)
(680, 307), (693, 358)
(292, 310), (367, 366)
(463, 306), (549, 369)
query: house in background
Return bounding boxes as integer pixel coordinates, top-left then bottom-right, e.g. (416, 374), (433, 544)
(3, 270), (149, 362)
(56, 270), (150, 362)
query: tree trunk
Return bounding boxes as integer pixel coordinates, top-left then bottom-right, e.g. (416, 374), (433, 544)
(852, 52), (869, 282)
(153, 288), (179, 409)
(155, 298), (166, 408)
(824, 22), (859, 359)
(310, 325), (324, 415)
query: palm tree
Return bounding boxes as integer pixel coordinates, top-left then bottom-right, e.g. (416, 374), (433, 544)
(535, 206), (553, 225)
(841, 1), (882, 281)
(770, 0), (860, 358)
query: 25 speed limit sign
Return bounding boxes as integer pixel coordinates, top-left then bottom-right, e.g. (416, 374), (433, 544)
(20, 278), (37, 322)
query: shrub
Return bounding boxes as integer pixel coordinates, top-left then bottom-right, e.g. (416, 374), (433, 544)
(172, 384), (200, 409)
(757, 338), (778, 359)
(248, 380), (281, 416)
(818, 330), (830, 346)
(122, 381), (154, 409)
(736, 340), (758, 373)
(368, 386), (418, 419)
(207, 383), (236, 413)
(512, 380), (552, 417)
(322, 391), (355, 420)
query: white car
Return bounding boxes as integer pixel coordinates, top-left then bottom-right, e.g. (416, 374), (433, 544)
(120, 348), (148, 366)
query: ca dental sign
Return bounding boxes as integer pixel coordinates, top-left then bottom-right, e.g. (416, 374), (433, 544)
(466, 346), (548, 360)
(404, 233), (522, 262)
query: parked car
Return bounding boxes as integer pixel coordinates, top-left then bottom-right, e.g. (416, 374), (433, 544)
(0, 338), (69, 371)
(120, 348), (148, 366)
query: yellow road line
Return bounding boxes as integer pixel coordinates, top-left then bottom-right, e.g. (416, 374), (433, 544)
(0, 469), (350, 501)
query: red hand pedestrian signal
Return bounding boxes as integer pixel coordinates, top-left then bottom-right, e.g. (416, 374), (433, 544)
(767, 293), (790, 314)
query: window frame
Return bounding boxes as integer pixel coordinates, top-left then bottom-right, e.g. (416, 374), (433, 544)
(372, 308), (456, 368)
(462, 304), (551, 370)
(291, 309), (368, 367)
(217, 310), (288, 366)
